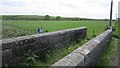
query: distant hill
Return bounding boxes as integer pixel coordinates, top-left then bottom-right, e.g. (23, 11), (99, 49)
(1, 15), (110, 21)
(2, 15), (44, 20)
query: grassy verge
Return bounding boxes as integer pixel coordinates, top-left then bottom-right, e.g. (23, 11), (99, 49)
(97, 37), (118, 66)
(33, 38), (88, 67)
(2, 25), (32, 39)
(97, 21), (119, 66)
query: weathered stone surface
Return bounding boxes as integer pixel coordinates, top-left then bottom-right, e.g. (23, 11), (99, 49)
(51, 52), (84, 67)
(1, 27), (87, 66)
(2, 49), (12, 65)
(51, 29), (112, 67)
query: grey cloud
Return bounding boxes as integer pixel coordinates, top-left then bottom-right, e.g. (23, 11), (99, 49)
(59, 2), (77, 8)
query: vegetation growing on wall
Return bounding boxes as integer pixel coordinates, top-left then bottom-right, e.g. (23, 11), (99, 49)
(20, 50), (38, 66)
(33, 38), (88, 67)
(13, 38), (88, 67)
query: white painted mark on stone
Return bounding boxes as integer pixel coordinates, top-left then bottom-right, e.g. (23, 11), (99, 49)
(83, 49), (90, 54)
(94, 40), (100, 43)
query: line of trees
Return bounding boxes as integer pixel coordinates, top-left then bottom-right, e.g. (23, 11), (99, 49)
(2, 15), (110, 21)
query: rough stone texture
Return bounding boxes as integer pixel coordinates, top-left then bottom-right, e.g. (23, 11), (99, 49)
(1, 27), (87, 66)
(51, 29), (112, 67)
(52, 52), (84, 67)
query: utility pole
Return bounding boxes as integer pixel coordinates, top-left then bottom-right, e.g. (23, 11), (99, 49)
(116, 13), (117, 21)
(109, 0), (113, 28)
(115, 13), (117, 25)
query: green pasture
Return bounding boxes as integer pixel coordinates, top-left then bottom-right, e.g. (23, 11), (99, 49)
(2, 20), (112, 39)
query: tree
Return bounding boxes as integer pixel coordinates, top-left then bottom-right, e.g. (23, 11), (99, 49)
(56, 16), (61, 20)
(44, 15), (50, 20)
(74, 17), (80, 21)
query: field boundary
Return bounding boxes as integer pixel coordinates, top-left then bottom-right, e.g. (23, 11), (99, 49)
(1, 27), (87, 66)
(51, 29), (112, 67)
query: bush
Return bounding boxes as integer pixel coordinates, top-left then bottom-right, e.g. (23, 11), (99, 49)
(112, 26), (116, 31)
(112, 33), (120, 39)
(20, 50), (38, 66)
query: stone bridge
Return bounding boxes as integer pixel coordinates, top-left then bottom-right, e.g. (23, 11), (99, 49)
(0, 27), (113, 67)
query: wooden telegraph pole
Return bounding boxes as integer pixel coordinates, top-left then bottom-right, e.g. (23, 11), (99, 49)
(109, 0), (113, 28)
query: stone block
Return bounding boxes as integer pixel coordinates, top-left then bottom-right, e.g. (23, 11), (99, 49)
(51, 52), (84, 67)
(2, 49), (12, 65)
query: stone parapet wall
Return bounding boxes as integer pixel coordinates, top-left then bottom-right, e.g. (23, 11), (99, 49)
(51, 29), (112, 67)
(1, 27), (87, 66)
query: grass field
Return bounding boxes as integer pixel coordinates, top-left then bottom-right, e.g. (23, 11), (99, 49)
(2, 20), (111, 39)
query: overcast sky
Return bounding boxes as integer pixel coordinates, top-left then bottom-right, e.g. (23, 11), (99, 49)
(0, 0), (120, 19)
